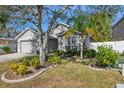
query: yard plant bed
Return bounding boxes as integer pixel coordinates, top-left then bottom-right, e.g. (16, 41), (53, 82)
(89, 63), (108, 71)
(1, 64), (57, 83)
(89, 63), (120, 71)
(91, 63), (107, 69)
(4, 66), (46, 80)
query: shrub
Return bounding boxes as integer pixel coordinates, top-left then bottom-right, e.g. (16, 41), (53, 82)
(17, 65), (27, 75)
(53, 50), (65, 56)
(10, 63), (18, 72)
(96, 45), (119, 68)
(2, 46), (11, 54)
(21, 58), (30, 66)
(48, 55), (62, 64)
(65, 49), (80, 57)
(83, 49), (96, 58)
(30, 56), (40, 69)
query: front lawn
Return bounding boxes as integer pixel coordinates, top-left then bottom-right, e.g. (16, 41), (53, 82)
(0, 61), (124, 88)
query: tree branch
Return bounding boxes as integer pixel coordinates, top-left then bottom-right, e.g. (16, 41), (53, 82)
(47, 5), (70, 34)
(10, 15), (37, 27)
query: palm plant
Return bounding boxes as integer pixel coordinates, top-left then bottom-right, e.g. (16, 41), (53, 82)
(65, 12), (98, 59)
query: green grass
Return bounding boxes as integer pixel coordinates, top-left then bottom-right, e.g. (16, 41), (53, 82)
(0, 61), (124, 88)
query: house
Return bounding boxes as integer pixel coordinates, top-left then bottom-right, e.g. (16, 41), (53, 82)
(0, 38), (16, 52)
(13, 22), (90, 54)
(0, 22), (91, 54)
(112, 16), (124, 41)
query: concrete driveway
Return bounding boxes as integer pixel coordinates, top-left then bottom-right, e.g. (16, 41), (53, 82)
(0, 53), (36, 63)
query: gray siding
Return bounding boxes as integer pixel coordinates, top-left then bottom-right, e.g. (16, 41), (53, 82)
(112, 18), (124, 40)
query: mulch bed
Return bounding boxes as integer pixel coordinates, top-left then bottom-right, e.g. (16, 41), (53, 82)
(91, 64), (107, 69)
(89, 63), (120, 72)
(5, 64), (52, 80)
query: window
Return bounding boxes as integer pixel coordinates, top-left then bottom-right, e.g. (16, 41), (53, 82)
(67, 36), (77, 50)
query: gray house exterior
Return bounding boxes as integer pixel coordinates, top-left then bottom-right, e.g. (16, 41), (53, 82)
(112, 17), (124, 41)
(51, 22), (90, 51)
(15, 22), (91, 54)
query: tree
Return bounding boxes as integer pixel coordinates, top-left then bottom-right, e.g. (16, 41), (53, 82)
(86, 5), (122, 41)
(0, 5), (71, 65)
(65, 5), (123, 59)
(0, 6), (11, 31)
(66, 12), (98, 59)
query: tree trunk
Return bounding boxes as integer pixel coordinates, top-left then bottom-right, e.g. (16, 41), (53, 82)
(41, 47), (46, 65)
(36, 5), (45, 65)
(80, 36), (86, 60)
(38, 34), (44, 65)
(80, 38), (83, 59)
(38, 35), (47, 65)
(42, 36), (48, 63)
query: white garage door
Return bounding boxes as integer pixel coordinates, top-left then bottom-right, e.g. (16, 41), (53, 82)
(21, 41), (33, 53)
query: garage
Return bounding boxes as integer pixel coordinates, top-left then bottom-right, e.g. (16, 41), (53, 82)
(15, 28), (38, 53)
(20, 41), (33, 53)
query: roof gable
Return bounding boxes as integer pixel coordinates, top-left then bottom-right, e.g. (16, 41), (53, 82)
(15, 28), (37, 40)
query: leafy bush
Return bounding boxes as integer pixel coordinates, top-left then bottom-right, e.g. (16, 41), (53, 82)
(48, 55), (62, 64)
(96, 45), (119, 68)
(30, 56), (40, 69)
(2, 46), (11, 53)
(53, 50), (65, 56)
(65, 49), (80, 57)
(53, 49), (80, 57)
(83, 49), (96, 58)
(21, 58), (30, 66)
(17, 65), (27, 75)
(10, 63), (18, 72)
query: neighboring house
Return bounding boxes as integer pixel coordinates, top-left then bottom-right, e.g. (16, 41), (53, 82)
(0, 38), (16, 52)
(112, 16), (124, 41)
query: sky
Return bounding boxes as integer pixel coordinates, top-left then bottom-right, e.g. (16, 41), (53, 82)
(15, 5), (124, 32)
